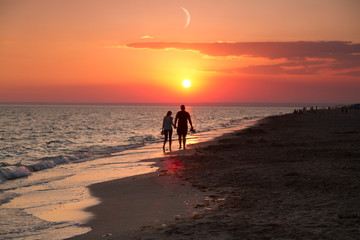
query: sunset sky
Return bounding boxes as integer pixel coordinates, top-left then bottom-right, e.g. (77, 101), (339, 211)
(1, 0), (359, 104)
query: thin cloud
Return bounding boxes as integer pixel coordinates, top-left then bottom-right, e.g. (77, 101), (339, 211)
(335, 70), (360, 77)
(222, 59), (334, 75)
(126, 41), (360, 58)
(140, 35), (154, 39)
(126, 41), (360, 75)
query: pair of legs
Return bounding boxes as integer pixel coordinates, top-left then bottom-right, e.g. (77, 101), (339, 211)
(163, 130), (172, 151)
(177, 128), (187, 150)
(178, 133), (187, 149)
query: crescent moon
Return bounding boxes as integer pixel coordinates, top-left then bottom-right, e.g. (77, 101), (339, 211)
(181, 7), (191, 29)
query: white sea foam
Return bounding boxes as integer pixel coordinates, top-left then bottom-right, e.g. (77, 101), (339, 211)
(0, 166), (31, 182)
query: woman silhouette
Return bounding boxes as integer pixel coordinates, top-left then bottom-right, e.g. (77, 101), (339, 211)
(162, 111), (176, 152)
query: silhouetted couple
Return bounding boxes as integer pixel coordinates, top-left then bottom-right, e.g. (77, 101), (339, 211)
(162, 105), (194, 152)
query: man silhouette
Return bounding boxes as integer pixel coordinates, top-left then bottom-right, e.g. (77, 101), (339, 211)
(175, 105), (194, 149)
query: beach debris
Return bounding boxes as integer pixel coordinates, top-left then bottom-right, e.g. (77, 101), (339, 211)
(102, 233), (112, 238)
(191, 212), (202, 219)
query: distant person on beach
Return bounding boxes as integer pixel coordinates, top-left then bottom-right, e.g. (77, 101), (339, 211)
(162, 111), (175, 152)
(175, 105), (194, 150)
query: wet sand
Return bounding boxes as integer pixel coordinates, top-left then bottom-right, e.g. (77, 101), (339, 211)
(70, 155), (210, 240)
(72, 108), (360, 239)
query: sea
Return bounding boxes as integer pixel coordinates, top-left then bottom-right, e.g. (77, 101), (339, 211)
(0, 104), (294, 239)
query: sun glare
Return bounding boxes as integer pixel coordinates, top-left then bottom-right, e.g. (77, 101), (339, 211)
(182, 79), (191, 88)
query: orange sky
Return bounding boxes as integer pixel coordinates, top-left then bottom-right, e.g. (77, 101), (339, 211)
(1, 0), (359, 103)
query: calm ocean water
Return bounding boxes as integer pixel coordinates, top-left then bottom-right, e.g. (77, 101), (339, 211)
(0, 105), (293, 239)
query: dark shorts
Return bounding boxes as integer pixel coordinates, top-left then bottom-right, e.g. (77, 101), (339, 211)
(177, 127), (187, 136)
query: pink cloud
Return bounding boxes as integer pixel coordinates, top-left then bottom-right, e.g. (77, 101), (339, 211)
(126, 41), (360, 76)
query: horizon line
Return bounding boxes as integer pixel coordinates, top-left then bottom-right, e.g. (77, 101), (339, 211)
(0, 101), (348, 107)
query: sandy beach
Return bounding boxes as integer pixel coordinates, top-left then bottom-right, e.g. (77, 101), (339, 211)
(71, 108), (360, 239)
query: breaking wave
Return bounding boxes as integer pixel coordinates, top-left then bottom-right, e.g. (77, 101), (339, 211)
(0, 153), (92, 183)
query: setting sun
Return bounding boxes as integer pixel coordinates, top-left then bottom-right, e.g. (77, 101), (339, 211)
(182, 79), (191, 88)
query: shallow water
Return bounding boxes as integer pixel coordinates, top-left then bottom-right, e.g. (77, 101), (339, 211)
(0, 105), (293, 239)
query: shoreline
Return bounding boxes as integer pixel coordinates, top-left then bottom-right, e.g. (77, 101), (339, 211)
(71, 108), (360, 239)
(69, 155), (211, 239)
